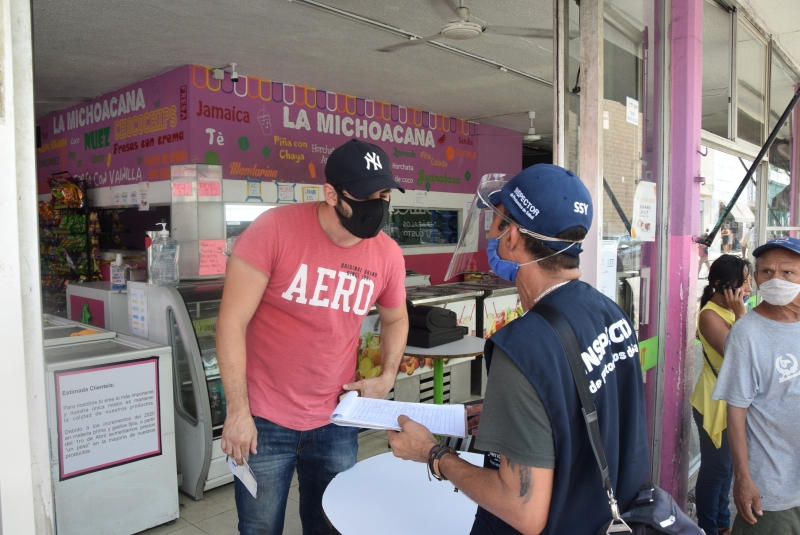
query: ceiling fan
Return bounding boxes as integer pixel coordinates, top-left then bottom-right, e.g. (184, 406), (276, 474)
(378, 0), (561, 53)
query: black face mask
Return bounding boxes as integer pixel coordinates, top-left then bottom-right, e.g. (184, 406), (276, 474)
(336, 195), (390, 239)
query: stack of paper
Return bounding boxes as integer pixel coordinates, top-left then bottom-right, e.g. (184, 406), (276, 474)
(330, 391), (467, 438)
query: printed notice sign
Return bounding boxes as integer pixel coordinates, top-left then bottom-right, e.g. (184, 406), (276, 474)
(172, 182), (193, 197)
(56, 357), (161, 480)
(484, 210), (493, 231)
(631, 181), (657, 242)
(626, 97), (639, 126)
(129, 287), (148, 338)
(600, 240), (619, 301)
(198, 181), (221, 198)
(139, 182), (150, 211)
(199, 239), (227, 276)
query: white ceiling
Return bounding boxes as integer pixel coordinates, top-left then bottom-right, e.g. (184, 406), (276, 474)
(33, 0), (800, 149)
(32, 0), (559, 147)
(739, 0), (800, 69)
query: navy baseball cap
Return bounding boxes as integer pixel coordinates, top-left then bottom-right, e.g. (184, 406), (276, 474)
(325, 139), (405, 199)
(752, 236), (800, 257)
(488, 164), (593, 256)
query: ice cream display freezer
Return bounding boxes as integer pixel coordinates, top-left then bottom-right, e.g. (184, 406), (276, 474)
(127, 280), (231, 500)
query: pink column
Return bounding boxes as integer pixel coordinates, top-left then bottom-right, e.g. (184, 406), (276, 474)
(660, 0), (703, 503)
(790, 85), (799, 229)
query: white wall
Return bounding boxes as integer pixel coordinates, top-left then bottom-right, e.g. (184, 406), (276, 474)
(0, 0), (54, 533)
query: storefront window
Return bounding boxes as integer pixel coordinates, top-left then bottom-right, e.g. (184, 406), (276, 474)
(702, 1), (732, 138)
(736, 20), (768, 146)
(766, 52), (798, 230)
(698, 147), (758, 268)
(602, 0), (663, 340)
(566, 0), (581, 174)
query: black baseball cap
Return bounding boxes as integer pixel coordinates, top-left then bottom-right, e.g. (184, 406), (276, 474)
(325, 139), (405, 199)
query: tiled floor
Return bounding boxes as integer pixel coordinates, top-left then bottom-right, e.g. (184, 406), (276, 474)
(137, 430), (391, 535)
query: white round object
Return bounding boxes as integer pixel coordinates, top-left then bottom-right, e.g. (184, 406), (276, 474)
(441, 21), (484, 40)
(323, 452), (482, 535)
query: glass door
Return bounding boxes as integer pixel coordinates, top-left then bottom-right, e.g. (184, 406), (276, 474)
(601, 0), (664, 345)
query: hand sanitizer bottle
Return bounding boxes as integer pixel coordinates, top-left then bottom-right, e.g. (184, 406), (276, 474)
(151, 223), (180, 285)
(111, 253), (126, 290)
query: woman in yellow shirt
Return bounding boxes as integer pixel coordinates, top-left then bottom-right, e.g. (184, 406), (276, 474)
(690, 254), (752, 535)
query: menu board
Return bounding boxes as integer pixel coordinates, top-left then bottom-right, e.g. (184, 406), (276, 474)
(55, 357), (161, 480)
(384, 209), (460, 247)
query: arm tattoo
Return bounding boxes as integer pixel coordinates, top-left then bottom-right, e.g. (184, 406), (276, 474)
(505, 457), (533, 503)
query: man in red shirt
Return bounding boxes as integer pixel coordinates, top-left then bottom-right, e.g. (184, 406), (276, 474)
(217, 139), (409, 535)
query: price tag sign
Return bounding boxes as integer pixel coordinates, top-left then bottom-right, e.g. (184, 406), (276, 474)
(302, 185), (320, 203)
(277, 183), (296, 203)
(198, 181), (221, 197)
(172, 182), (193, 197)
(199, 240), (227, 276)
(192, 317), (217, 336)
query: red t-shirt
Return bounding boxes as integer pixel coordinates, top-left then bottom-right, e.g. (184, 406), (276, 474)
(232, 202), (406, 430)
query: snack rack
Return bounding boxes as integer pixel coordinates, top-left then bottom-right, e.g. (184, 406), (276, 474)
(39, 173), (101, 316)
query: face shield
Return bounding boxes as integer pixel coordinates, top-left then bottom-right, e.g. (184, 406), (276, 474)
(444, 174), (515, 281)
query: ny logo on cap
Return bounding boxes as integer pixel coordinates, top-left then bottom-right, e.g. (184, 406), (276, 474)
(364, 152), (383, 171)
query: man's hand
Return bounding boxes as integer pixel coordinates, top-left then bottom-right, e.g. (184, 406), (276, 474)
(344, 373), (394, 400)
(221, 410), (258, 465)
(467, 403), (483, 436)
(386, 415), (439, 463)
(734, 474), (763, 524)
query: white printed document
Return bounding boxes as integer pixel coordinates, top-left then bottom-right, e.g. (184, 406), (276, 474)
(226, 455), (258, 498)
(330, 391), (467, 437)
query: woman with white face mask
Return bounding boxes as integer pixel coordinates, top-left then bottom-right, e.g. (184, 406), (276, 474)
(691, 255), (753, 535)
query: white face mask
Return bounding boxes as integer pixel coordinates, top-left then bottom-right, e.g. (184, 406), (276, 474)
(758, 278), (800, 306)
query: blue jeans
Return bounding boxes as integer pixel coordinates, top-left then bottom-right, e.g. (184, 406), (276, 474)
(693, 408), (733, 535)
(235, 417), (358, 535)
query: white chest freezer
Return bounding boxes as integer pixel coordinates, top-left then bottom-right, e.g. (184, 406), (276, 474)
(44, 316), (178, 534)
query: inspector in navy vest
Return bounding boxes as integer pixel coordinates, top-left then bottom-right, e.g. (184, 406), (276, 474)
(470, 280), (649, 535)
